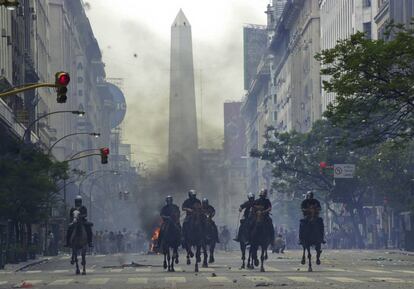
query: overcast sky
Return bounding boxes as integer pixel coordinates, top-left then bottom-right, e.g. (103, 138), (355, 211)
(86, 0), (269, 169)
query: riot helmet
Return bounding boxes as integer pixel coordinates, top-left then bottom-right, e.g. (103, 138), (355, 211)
(306, 191), (314, 199)
(188, 189), (197, 199)
(248, 192), (255, 201)
(75, 195), (82, 207)
(202, 198), (209, 206)
(259, 189), (268, 199)
(166, 195), (173, 205)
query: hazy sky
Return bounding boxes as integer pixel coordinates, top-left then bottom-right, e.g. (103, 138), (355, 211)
(86, 0), (269, 170)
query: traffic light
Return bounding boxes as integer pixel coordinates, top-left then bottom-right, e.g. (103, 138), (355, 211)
(100, 147), (109, 164)
(55, 72), (70, 103)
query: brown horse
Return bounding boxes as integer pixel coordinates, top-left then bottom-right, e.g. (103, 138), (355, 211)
(249, 205), (273, 272)
(299, 205), (323, 272)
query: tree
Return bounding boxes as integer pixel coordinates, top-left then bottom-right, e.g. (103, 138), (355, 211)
(0, 144), (68, 248)
(316, 24), (414, 147)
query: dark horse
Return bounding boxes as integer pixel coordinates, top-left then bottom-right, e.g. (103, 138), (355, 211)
(70, 210), (88, 275)
(299, 205), (323, 272)
(249, 207), (273, 272)
(237, 219), (253, 269)
(183, 204), (205, 272)
(160, 217), (181, 272)
(202, 217), (217, 268)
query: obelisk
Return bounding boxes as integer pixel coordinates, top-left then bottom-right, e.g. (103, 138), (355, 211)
(168, 9), (199, 190)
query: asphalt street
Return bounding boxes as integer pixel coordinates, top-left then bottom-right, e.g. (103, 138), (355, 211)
(0, 249), (413, 289)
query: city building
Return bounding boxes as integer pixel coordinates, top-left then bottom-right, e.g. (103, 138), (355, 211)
(268, 0), (321, 133)
(375, 0), (414, 39)
(320, 0), (378, 112)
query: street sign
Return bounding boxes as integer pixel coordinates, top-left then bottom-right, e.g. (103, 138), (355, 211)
(334, 164), (355, 178)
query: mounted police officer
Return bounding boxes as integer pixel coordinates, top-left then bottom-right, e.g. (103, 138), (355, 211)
(158, 195), (181, 247)
(299, 191), (325, 244)
(65, 195), (93, 247)
(201, 198), (219, 242)
(252, 189), (275, 244)
(234, 192), (255, 242)
(181, 190), (201, 243)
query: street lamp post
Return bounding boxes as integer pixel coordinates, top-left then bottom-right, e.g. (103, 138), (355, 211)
(48, 132), (100, 155)
(22, 110), (85, 144)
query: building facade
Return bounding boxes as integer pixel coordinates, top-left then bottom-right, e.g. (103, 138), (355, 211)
(320, 0), (378, 112)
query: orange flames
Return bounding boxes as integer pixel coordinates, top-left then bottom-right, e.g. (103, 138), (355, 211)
(150, 227), (161, 253)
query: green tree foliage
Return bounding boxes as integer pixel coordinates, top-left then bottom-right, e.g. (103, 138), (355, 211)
(316, 24), (414, 146)
(0, 145), (68, 224)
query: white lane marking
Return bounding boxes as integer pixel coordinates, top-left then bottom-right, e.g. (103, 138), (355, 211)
(60, 256), (71, 260)
(0, 281), (8, 285)
(246, 276), (273, 282)
(362, 269), (391, 274)
(48, 279), (73, 286)
(165, 277), (186, 283)
(174, 266), (183, 272)
(324, 268), (349, 272)
(22, 280), (43, 285)
(86, 269), (95, 273)
(51, 270), (69, 274)
(199, 267), (214, 272)
(326, 277), (363, 283)
(127, 278), (148, 284)
(109, 268), (123, 273)
(287, 276), (317, 282)
(94, 255), (105, 258)
(0, 272), (11, 274)
(394, 270), (414, 274)
(25, 270), (42, 274)
(206, 276), (232, 283)
(136, 267), (152, 272)
(371, 277), (406, 283)
(87, 278), (109, 285)
(266, 266), (281, 272)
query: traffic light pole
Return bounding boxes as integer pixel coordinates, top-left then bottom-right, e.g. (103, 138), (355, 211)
(66, 153), (101, 163)
(0, 83), (57, 98)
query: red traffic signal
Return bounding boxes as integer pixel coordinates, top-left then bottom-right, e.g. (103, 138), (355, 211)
(55, 72), (70, 103)
(100, 147), (109, 164)
(56, 72), (70, 86)
(319, 161), (328, 169)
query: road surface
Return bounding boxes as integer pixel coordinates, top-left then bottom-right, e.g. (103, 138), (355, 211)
(1, 249), (413, 288)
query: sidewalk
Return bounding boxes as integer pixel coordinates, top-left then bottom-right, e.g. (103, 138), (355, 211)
(3, 256), (51, 272)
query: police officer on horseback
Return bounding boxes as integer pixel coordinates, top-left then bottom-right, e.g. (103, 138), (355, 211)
(182, 190), (201, 243)
(159, 195), (181, 247)
(65, 195), (93, 247)
(299, 191), (325, 244)
(234, 192), (255, 242)
(252, 189), (275, 244)
(201, 198), (219, 242)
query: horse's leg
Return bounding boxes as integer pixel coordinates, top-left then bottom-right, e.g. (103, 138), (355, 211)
(170, 248), (175, 272)
(202, 243), (208, 268)
(315, 243), (322, 265)
(209, 242), (215, 263)
(253, 245), (259, 267)
(247, 246), (253, 269)
(167, 248), (172, 272)
(174, 246), (179, 264)
(70, 248), (75, 265)
(301, 246), (306, 265)
(307, 246), (312, 272)
(240, 243), (246, 269)
(195, 245), (200, 272)
(81, 248), (86, 275)
(260, 246), (265, 272)
(163, 250), (168, 269)
(75, 250), (80, 275)
(186, 244), (191, 265)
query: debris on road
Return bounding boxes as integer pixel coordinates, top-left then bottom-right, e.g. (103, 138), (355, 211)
(211, 272), (217, 277)
(102, 261), (154, 268)
(13, 281), (33, 288)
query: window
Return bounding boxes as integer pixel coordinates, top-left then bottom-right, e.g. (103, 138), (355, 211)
(363, 0), (371, 8)
(272, 111), (277, 122)
(363, 22), (372, 39)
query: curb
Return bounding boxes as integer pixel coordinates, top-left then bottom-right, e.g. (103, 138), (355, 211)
(14, 258), (50, 272)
